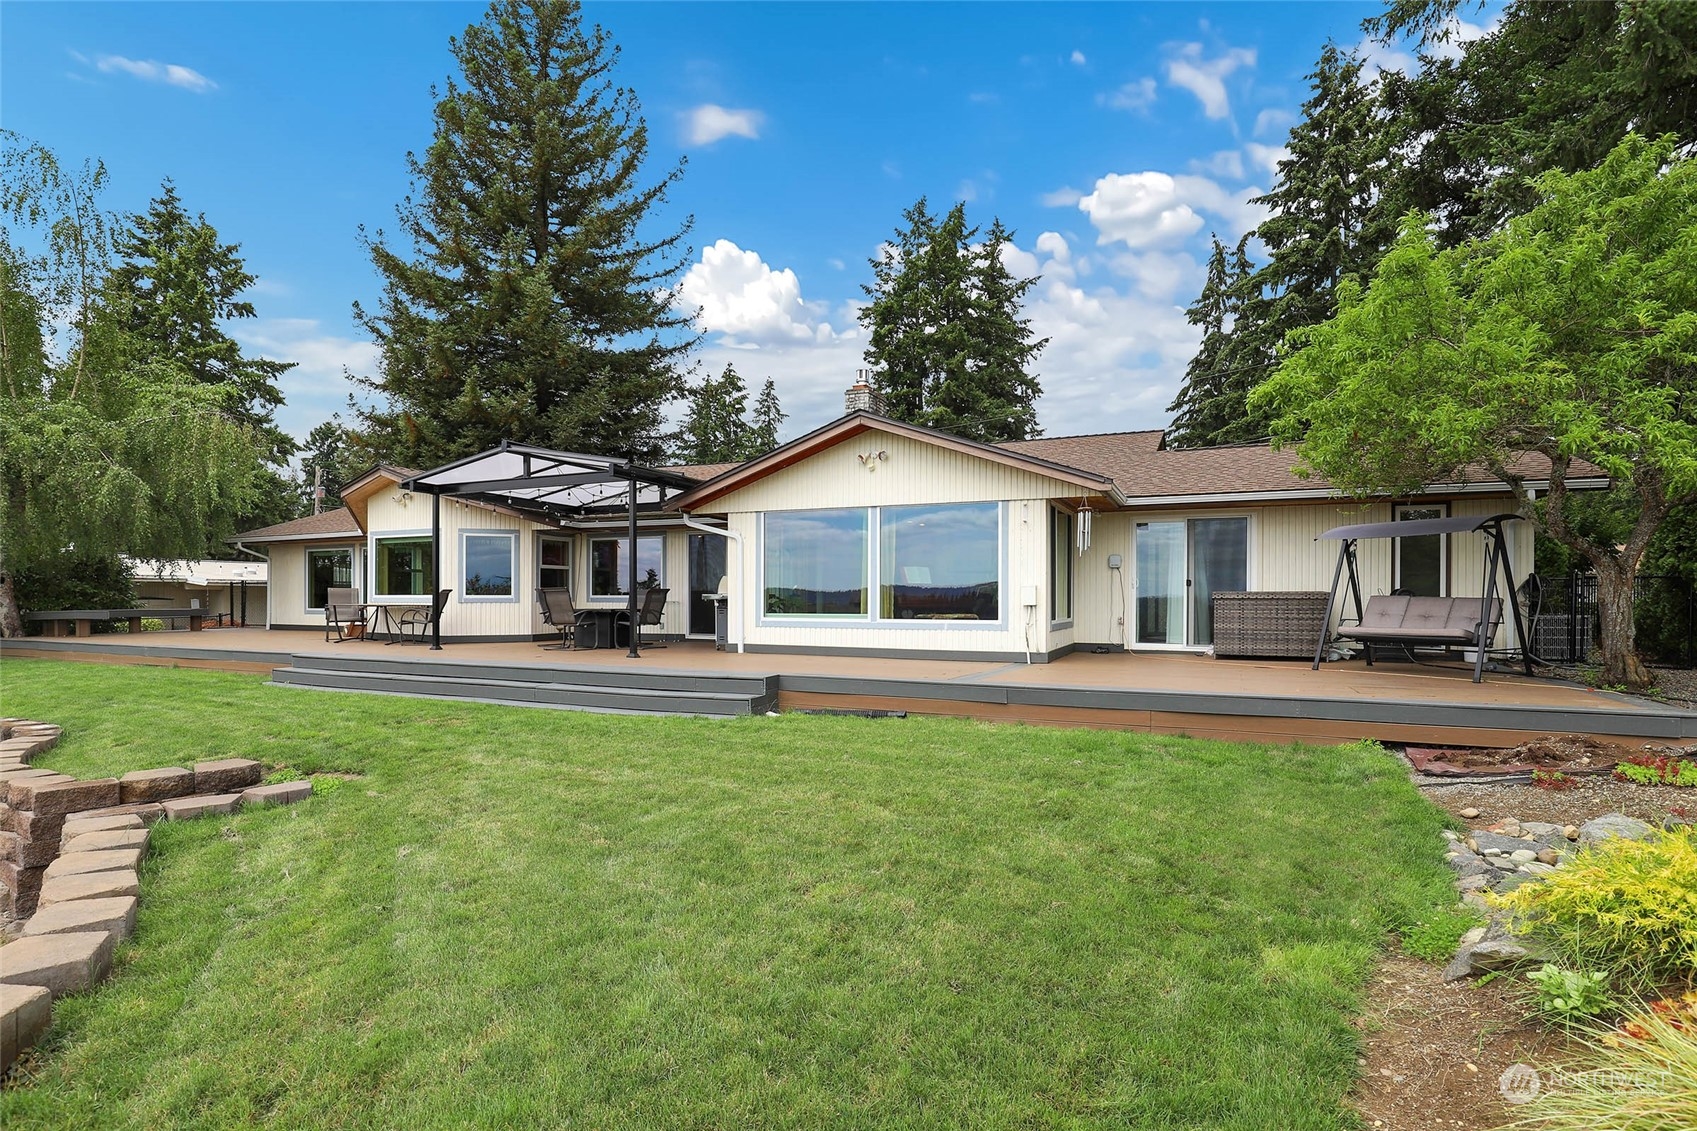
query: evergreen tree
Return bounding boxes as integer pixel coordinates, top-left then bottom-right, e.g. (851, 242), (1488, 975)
(1372, 1), (1697, 245)
(1165, 235), (1267, 447)
(860, 198), (1046, 443)
(672, 363), (751, 464)
(354, 0), (696, 468)
(103, 181), (296, 462)
(749, 377), (785, 453)
(295, 416), (366, 513)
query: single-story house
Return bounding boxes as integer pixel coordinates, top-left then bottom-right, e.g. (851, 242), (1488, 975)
(127, 557), (269, 626)
(232, 383), (1605, 661)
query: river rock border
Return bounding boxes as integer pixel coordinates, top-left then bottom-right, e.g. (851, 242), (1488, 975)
(1437, 809), (1665, 981)
(0, 718), (313, 1075)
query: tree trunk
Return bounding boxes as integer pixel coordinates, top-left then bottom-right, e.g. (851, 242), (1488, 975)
(0, 567), (25, 639)
(1593, 562), (1650, 690)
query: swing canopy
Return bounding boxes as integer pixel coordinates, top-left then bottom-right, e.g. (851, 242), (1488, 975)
(1318, 513), (1522, 541)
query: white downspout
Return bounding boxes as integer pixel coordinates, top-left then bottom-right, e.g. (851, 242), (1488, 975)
(679, 515), (745, 653)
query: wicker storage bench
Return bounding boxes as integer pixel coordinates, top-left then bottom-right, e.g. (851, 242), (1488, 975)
(1211, 591), (1331, 659)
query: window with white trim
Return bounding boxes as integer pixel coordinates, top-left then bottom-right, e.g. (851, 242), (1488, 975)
(462, 532), (517, 599)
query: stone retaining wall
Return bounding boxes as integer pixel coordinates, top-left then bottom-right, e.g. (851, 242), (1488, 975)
(0, 718), (313, 1075)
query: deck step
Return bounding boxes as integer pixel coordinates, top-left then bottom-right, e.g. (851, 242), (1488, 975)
(286, 651), (775, 698)
(269, 661), (775, 717)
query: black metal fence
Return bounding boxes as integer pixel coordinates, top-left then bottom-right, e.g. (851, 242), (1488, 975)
(1529, 572), (1696, 667)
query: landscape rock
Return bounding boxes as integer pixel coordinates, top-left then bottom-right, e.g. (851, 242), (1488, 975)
(161, 793), (242, 820)
(59, 828), (148, 856)
(69, 803), (165, 826)
(1520, 821), (1562, 838)
(1563, 824), (1580, 841)
(1457, 873), (1490, 892)
(1579, 813), (1655, 846)
(117, 767), (194, 805)
(192, 759), (262, 795)
(59, 813), (143, 840)
(1535, 848), (1561, 866)
(1441, 938), (1532, 983)
(20, 896), (138, 942)
(1459, 807), (1480, 819)
(1509, 849), (1539, 864)
(240, 781), (312, 807)
(8, 777), (120, 816)
(0, 830), (59, 869)
(0, 931), (115, 997)
(0, 770), (73, 791)
(36, 868), (140, 906)
(1467, 831), (1532, 856)
(0, 807), (65, 841)
(42, 847), (145, 880)
(0, 860), (46, 914)
(1, 983), (51, 1074)
(1520, 862), (1558, 876)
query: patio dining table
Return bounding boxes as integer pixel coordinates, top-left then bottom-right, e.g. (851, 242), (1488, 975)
(358, 604), (412, 645)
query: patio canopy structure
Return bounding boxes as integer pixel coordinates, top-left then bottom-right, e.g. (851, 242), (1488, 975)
(401, 443), (700, 655)
(1313, 513), (1533, 683)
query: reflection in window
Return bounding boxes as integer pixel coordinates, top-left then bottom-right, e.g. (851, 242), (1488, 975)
(307, 548), (353, 611)
(1051, 509), (1073, 622)
(764, 509), (868, 615)
(591, 536), (664, 597)
(374, 537), (433, 597)
(880, 503), (1000, 621)
(539, 536), (571, 592)
(463, 533), (516, 598)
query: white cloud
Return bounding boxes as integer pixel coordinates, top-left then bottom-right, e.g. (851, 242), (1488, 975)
(1253, 107), (1295, 138)
(1162, 42), (1256, 119)
(1041, 185), (1083, 208)
(1243, 142), (1288, 179)
(1430, 14), (1495, 61)
(827, 257), (846, 271)
(1353, 36), (1416, 78)
(1070, 50), (1087, 66)
(1078, 170), (1267, 251)
(1192, 150), (1245, 180)
(683, 104), (764, 146)
(234, 318), (380, 442)
(678, 239), (837, 346)
(1100, 76), (1158, 113)
(93, 54), (216, 93)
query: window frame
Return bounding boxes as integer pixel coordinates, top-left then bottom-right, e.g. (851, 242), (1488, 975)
(305, 546), (357, 614)
(460, 529), (519, 603)
(1393, 502), (1450, 597)
(536, 533), (573, 597)
(1050, 507), (1074, 626)
(587, 534), (666, 602)
(757, 503), (1007, 630)
(368, 530), (435, 603)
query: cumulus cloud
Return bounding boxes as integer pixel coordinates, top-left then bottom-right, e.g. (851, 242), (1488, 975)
(92, 54), (216, 92)
(1070, 50), (1087, 66)
(1192, 149), (1246, 180)
(1041, 185), (1083, 208)
(1253, 107), (1295, 138)
(1078, 170), (1267, 251)
(684, 104), (763, 146)
(233, 318), (380, 441)
(1243, 142), (1288, 178)
(678, 239), (838, 346)
(1162, 42), (1256, 119)
(1099, 76), (1158, 113)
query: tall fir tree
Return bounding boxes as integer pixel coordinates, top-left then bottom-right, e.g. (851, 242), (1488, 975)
(354, 0), (696, 468)
(672, 363), (751, 464)
(860, 199), (1046, 443)
(1164, 235), (1267, 448)
(103, 180), (296, 463)
(749, 377), (785, 453)
(295, 416), (366, 514)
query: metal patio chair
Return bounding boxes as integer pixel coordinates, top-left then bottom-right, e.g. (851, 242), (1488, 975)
(324, 587), (365, 643)
(537, 587), (592, 651)
(634, 585), (669, 649)
(393, 589), (452, 644)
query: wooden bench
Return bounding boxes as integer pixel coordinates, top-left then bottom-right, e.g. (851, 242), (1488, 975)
(25, 607), (207, 638)
(1335, 595), (1501, 666)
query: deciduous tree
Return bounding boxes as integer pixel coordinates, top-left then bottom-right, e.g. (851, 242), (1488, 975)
(1252, 135), (1697, 690)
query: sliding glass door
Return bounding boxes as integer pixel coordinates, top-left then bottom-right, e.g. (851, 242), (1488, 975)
(1134, 517), (1249, 647)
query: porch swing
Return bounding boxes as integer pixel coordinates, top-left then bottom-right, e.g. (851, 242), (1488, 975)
(1311, 513), (1534, 683)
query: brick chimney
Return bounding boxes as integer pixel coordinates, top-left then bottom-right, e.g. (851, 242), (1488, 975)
(845, 370), (887, 415)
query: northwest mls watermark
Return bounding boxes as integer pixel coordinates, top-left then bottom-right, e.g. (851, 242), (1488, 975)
(1498, 1063), (1674, 1104)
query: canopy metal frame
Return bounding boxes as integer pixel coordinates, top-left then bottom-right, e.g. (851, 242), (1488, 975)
(1311, 513), (1533, 683)
(402, 443), (698, 655)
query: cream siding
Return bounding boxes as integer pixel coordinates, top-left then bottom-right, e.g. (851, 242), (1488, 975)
(265, 541), (363, 630)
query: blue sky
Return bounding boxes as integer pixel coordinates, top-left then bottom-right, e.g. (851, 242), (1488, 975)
(3, 1), (1469, 446)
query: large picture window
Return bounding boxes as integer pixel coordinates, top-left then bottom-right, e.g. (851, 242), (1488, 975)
(307, 548), (353, 611)
(590, 535), (664, 597)
(374, 536), (433, 597)
(1051, 508), (1073, 623)
(462, 532), (516, 599)
(763, 509), (868, 616)
(539, 536), (572, 592)
(880, 503), (1000, 621)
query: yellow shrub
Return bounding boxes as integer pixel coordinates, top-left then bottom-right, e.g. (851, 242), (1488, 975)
(1491, 826), (1697, 986)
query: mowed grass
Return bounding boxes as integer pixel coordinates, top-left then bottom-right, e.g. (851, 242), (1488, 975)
(1, 659), (1452, 1130)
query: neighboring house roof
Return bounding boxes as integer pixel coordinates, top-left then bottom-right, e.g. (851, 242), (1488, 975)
(126, 557), (268, 585)
(662, 462), (745, 482)
(669, 412), (1124, 512)
(231, 507), (363, 543)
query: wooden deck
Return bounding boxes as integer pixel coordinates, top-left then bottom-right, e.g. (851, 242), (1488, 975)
(5, 628), (1694, 747)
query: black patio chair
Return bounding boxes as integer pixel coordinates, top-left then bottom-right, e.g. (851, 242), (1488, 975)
(393, 589), (451, 645)
(324, 587), (365, 643)
(537, 587), (592, 651)
(634, 585), (669, 649)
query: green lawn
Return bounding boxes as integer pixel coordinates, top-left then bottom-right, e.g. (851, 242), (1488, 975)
(0, 659), (1453, 1130)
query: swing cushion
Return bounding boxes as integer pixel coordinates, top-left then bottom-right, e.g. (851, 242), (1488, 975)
(1341, 596), (1500, 645)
